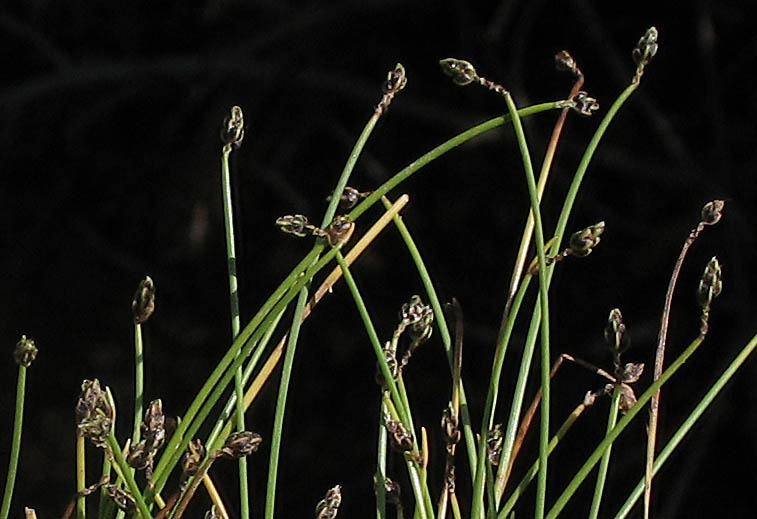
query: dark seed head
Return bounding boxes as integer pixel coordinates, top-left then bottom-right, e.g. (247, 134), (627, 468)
(697, 256), (723, 309)
(439, 58), (479, 86)
(220, 105), (245, 149)
(181, 439), (205, 478)
(13, 335), (37, 368)
(382, 63), (407, 95)
(568, 221), (605, 257)
(216, 431), (263, 459)
(326, 215), (355, 247)
(632, 26), (659, 67)
(315, 485), (342, 519)
(132, 276), (155, 324)
(701, 199), (725, 226)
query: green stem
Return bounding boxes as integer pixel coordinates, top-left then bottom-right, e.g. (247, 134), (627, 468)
(334, 250), (409, 428)
(76, 434), (86, 519)
(133, 323), (144, 445)
(493, 274), (535, 490)
(376, 401), (388, 519)
(348, 103), (565, 224)
(613, 331), (757, 519)
(209, 308), (285, 452)
(545, 334), (705, 519)
(492, 80), (641, 511)
(264, 288), (309, 519)
(221, 141), (249, 519)
(498, 402), (586, 518)
(588, 386), (621, 519)
(380, 197), (477, 479)
(148, 100), (562, 502)
(98, 456), (114, 519)
(1, 365), (27, 519)
(504, 92), (551, 519)
(106, 434), (152, 519)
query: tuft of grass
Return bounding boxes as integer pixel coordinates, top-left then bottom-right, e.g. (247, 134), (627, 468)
(3, 26), (755, 519)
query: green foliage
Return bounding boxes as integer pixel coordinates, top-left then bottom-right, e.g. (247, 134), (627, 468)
(4, 26), (755, 519)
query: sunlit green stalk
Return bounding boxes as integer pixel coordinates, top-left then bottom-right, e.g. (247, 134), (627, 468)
(491, 80), (641, 510)
(148, 101), (562, 502)
(264, 288), (308, 519)
(613, 331), (757, 519)
(76, 434), (86, 519)
(498, 402), (587, 518)
(221, 140), (249, 519)
(376, 402), (388, 519)
(545, 334), (705, 519)
(1, 364), (28, 519)
(504, 91), (551, 519)
(588, 386), (621, 519)
(380, 197), (477, 479)
(106, 433), (151, 519)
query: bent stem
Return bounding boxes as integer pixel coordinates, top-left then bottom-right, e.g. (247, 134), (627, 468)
(221, 140), (249, 519)
(588, 386), (621, 519)
(545, 333), (706, 519)
(502, 92), (552, 519)
(0, 364), (28, 519)
(380, 196), (477, 479)
(149, 100), (563, 501)
(614, 330), (757, 519)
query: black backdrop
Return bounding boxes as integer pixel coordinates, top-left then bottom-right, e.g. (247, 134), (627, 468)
(2, 1), (756, 517)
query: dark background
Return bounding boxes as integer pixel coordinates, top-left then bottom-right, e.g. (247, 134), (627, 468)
(2, 1), (756, 518)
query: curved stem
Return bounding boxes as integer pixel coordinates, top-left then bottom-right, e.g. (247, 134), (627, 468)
(588, 386), (621, 519)
(545, 334), (705, 519)
(1, 365), (28, 519)
(613, 331), (757, 519)
(221, 142), (249, 519)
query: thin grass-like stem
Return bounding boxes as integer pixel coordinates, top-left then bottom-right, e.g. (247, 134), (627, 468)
(106, 433), (152, 519)
(498, 401), (588, 518)
(503, 92), (551, 519)
(545, 334), (706, 519)
(264, 288), (308, 519)
(221, 141), (249, 519)
(588, 386), (621, 519)
(614, 331), (757, 519)
(76, 434), (86, 519)
(1, 364), (28, 519)
(148, 101), (562, 502)
(380, 197), (478, 480)
(375, 402), (388, 519)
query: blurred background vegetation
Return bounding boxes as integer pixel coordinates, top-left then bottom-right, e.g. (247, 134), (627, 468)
(2, 1), (755, 517)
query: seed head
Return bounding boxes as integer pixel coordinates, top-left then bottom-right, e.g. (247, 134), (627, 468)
(554, 50), (580, 76)
(632, 27), (659, 68)
(105, 485), (136, 513)
(697, 256), (722, 309)
(701, 199), (726, 226)
(215, 431), (263, 459)
(276, 214), (312, 237)
(315, 485), (342, 519)
(439, 58), (479, 86)
(399, 295), (434, 342)
(76, 379), (114, 447)
(384, 415), (414, 452)
(132, 276), (155, 324)
(568, 221), (605, 257)
(487, 424), (504, 466)
(603, 308), (629, 356)
(14, 335), (37, 368)
(325, 215), (355, 247)
(220, 105), (245, 149)
(382, 63), (407, 95)
(181, 439), (205, 478)
(570, 91), (599, 116)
